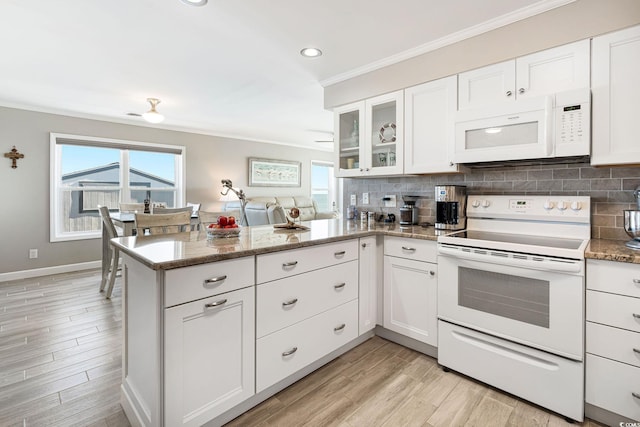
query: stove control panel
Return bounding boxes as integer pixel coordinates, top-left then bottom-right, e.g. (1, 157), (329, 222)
(467, 195), (590, 223)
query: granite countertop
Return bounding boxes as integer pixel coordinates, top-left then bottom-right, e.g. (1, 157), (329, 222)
(111, 219), (444, 270)
(585, 238), (640, 264)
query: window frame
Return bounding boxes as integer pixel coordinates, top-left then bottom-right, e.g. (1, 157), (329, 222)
(50, 133), (186, 242)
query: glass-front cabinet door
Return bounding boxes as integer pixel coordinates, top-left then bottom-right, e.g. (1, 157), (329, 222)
(334, 101), (365, 177)
(366, 91), (403, 176)
(334, 91), (403, 177)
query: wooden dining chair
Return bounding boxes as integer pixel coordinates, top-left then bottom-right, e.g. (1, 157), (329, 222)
(119, 202), (145, 213)
(98, 206), (120, 299)
(134, 211), (192, 235)
(198, 210), (240, 229)
(152, 206), (193, 214)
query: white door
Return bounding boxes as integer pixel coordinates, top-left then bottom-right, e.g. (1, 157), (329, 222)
(359, 236), (379, 334)
(458, 60), (515, 109)
(404, 76), (459, 174)
(164, 287), (255, 427)
(591, 25), (640, 165)
(515, 39), (590, 100)
(383, 255), (437, 346)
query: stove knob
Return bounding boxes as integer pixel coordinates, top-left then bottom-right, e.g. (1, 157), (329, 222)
(557, 201), (568, 211)
(570, 201), (582, 211)
(543, 200), (555, 210)
(481, 200), (491, 208)
(471, 199), (480, 208)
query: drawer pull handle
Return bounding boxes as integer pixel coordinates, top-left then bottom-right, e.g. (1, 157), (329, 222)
(429, 271), (435, 276)
(334, 283), (346, 290)
(633, 348), (640, 354)
(633, 313), (640, 319)
(204, 299), (227, 308)
(282, 347), (298, 357)
(402, 246), (416, 252)
(334, 323), (346, 332)
(282, 261), (298, 268)
(203, 275), (227, 286)
(334, 251), (346, 257)
(634, 279), (640, 284)
(282, 298), (298, 307)
(361, 243), (367, 248)
(633, 392), (640, 400)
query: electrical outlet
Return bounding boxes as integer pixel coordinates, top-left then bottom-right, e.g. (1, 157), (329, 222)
(384, 195), (396, 208)
(29, 249), (38, 259)
(350, 194), (357, 206)
(362, 192), (369, 204)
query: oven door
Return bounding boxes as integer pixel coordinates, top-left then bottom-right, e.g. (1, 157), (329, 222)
(438, 251), (584, 360)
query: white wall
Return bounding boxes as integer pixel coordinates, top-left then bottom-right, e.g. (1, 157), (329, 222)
(0, 106), (332, 275)
(324, 0), (640, 108)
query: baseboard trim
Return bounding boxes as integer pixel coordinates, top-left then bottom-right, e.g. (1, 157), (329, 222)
(0, 261), (101, 283)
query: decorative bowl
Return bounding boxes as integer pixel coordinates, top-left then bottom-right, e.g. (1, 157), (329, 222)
(206, 225), (241, 239)
(623, 210), (640, 249)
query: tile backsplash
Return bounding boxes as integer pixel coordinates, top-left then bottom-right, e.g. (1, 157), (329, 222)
(342, 162), (640, 241)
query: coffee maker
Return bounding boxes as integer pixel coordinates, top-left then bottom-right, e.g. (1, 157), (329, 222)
(435, 185), (467, 230)
(400, 196), (419, 226)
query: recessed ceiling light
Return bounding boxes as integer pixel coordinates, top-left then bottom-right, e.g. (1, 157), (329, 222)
(180, 0), (208, 6)
(300, 47), (322, 58)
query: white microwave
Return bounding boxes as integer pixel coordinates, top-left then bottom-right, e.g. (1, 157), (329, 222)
(453, 89), (590, 164)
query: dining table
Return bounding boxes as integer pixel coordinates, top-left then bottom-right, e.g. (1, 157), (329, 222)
(101, 211), (200, 280)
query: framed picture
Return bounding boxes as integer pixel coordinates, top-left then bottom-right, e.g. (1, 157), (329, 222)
(248, 158), (301, 187)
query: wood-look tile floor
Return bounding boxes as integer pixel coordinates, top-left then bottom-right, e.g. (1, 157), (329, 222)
(1, 270), (606, 427)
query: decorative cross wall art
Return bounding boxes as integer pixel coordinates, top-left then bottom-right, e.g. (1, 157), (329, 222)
(4, 146), (24, 169)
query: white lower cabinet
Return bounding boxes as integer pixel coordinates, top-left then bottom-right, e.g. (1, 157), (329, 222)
(358, 236), (380, 334)
(383, 237), (438, 346)
(164, 286), (255, 427)
(585, 259), (640, 423)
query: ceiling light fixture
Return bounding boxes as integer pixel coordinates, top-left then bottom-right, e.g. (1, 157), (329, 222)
(180, 0), (208, 6)
(300, 47), (322, 58)
(142, 98), (165, 124)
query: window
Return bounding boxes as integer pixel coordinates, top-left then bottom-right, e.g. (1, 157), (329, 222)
(310, 161), (336, 212)
(50, 133), (185, 242)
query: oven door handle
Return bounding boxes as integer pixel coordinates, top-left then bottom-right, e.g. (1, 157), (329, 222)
(438, 245), (583, 273)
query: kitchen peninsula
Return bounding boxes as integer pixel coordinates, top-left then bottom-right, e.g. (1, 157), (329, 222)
(112, 219), (440, 427)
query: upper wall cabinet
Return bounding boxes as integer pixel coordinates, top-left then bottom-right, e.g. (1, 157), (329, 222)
(335, 91), (404, 177)
(591, 25), (640, 166)
(404, 75), (459, 174)
(458, 39), (590, 110)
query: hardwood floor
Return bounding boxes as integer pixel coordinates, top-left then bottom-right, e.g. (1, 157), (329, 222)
(1, 270), (606, 427)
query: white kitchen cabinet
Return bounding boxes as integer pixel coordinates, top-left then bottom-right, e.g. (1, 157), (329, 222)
(458, 39), (590, 109)
(591, 25), (640, 165)
(383, 237), (438, 346)
(404, 75), (459, 174)
(164, 286), (255, 427)
(358, 236), (380, 334)
(585, 259), (640, 423)
(335, 91), (403, 177)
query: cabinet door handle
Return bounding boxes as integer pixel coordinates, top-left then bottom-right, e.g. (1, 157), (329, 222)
(203, 275), (227, 287)
(429, 271), (435, 276)
(361, 243), (367, 248)
(518, 87), (525, 94)
(633, 392), (640, 400)
(633, 348), (640, 354)
(633, 278), (640, 284)
(334, 251), (346, 257)
(402, 246), (416, 252)
(334, 323), (346, 332)
(334, 282), (346, 290)
(282, 261), (298, 268)
(506, 90), (512, 97)
(282, 347), (298, 357)
(204, 298), (227, 309)
(633, 313), (640, 319)
(282, 298), (298, 307)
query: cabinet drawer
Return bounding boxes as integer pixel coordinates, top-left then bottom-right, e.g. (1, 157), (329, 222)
(587, 290), (640, 333)
(165, 257), (255, 307)
(587, 259), (640, 298)
(586, 322), (640, 368)
(256, 299), (358, 392)
(257, 260), (358, 338)
(384, 236), (436, 263)
(257, 240), (358, 284)
(586, 354), (640, 421)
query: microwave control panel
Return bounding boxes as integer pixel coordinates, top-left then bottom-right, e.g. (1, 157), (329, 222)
(554, 88), (591, 156)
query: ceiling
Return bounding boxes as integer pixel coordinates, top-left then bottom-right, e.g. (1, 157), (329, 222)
(0, 0), (569, 150)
